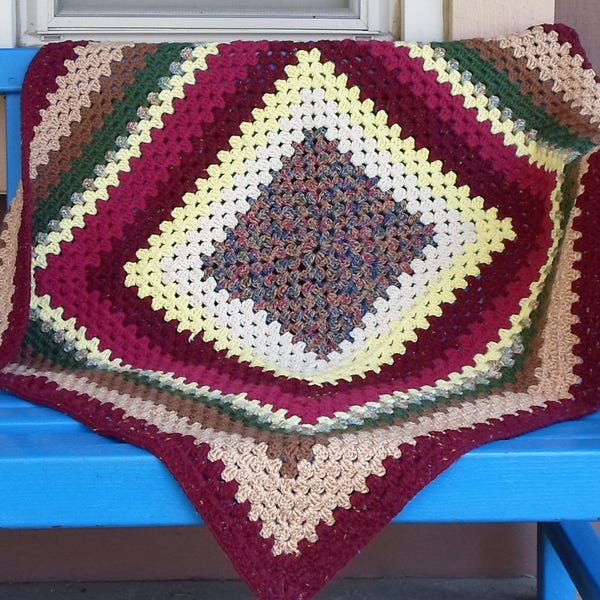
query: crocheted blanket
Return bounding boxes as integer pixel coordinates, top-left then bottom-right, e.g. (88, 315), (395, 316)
(1, 24), (600, 599)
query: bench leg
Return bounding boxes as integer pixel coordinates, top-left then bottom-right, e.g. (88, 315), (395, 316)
(538, 522), (600, 600)
(538, 523), (577, 599)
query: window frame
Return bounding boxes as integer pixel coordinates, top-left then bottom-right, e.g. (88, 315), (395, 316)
(19, 0), (397, 44)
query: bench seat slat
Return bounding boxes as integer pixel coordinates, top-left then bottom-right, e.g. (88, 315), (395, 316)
(1, 391), (599, 527)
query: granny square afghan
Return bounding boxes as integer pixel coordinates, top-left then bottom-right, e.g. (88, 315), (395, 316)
(1, 23), (600, 599)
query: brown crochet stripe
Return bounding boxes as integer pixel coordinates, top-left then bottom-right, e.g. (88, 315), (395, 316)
(29, 43), (134, 180)
(32, 44), (156, 202)
(465, 38), (600, 143)
(5, 266), (580, 556)
(14, 345), (331, 478)
(497, 27), (600, 141)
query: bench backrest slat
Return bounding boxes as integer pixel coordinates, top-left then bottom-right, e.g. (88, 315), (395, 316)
(1, 48), (38, 202)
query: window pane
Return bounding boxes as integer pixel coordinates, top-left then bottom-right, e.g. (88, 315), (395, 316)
(54, 0), (359, 18)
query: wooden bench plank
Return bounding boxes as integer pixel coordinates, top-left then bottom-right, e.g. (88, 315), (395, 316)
(0, 47), (37, 199)
(1, 390), (599, 528)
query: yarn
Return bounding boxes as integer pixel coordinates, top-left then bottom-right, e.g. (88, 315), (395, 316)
(1, 25), (600, 600)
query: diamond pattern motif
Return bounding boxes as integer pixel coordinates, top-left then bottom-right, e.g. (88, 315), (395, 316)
(203, 128), (436, 358)
(124, 49), (515, 385)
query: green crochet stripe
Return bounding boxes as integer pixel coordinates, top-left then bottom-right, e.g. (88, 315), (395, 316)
(24, 320), (84, 371)
(431, 42), (595, 154)
(559, 159), (582, 230)
(31, 43), (190, 240)
(22, 317), (294, 432)
(22, 306), (542, 436)
(21, 309), (493, 434)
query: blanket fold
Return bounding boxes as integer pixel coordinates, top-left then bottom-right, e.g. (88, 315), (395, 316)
(1, 23), (600, 599)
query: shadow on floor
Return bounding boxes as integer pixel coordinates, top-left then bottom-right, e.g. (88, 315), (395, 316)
(0, 578), (537, 599)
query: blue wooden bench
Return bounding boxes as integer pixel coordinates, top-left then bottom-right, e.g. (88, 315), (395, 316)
(1, 46), (600, 599)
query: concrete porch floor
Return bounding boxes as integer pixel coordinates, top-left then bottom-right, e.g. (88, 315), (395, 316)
(0, 578), (537, 599)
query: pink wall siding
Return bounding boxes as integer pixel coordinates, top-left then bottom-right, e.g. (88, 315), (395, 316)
(556, 0), (600, 70)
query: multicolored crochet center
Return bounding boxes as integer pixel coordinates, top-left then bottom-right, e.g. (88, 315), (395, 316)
(2, 24), (600, 600)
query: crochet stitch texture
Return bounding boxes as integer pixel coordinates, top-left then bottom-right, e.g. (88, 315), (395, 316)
(1, 23), (600, 599)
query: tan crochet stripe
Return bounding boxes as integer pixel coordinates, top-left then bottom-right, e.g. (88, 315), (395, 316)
(465, 38), (600, 143)
(2, 197), (582, 557)
(0, 358), (403, 556)
(0, 185), (24, 345)
(498, 27), (600, 131)
(32, 44), (156, 202)
(533, 166), (585, 391)
(29, 43), (133, 179)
